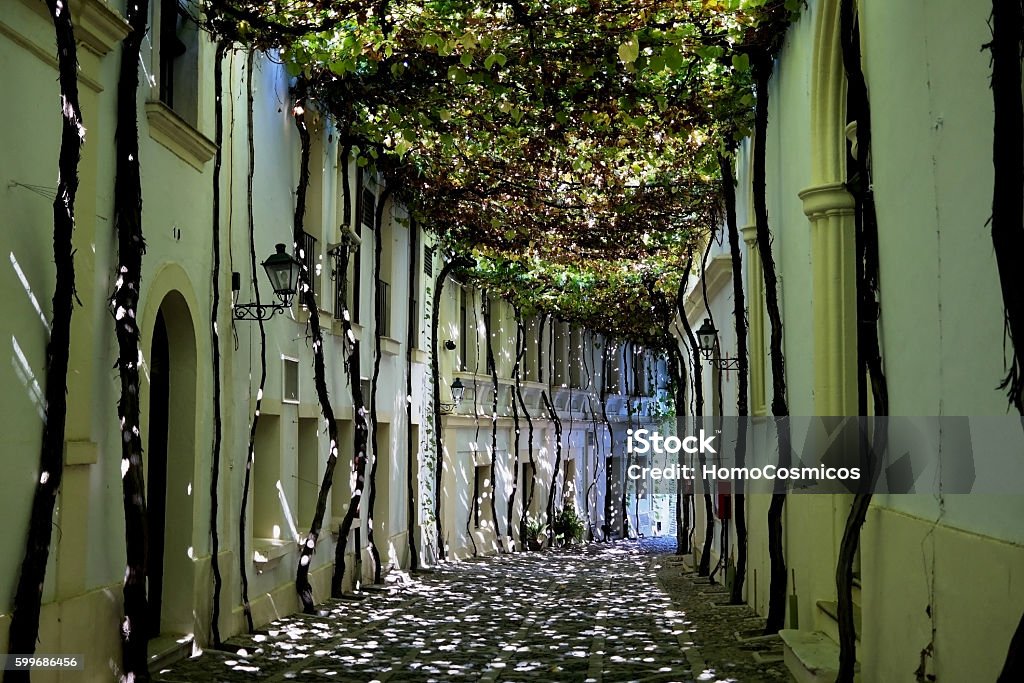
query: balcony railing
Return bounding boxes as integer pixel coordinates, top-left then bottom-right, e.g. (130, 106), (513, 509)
(332, 247), (347, 319)
(376, 279), (391, 337)
(298, 231), (317, 295)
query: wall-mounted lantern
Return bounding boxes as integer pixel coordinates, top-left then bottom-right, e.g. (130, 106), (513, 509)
(439, 377), (465, 415)
(232, 244), (303, 321)
(695, 318), (740, 371)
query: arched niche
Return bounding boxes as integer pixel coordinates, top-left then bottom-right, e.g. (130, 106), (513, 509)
(139, 264), (201, 639)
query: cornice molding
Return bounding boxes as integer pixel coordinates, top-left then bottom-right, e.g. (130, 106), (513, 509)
(684, 253), (733, 321)
(23, 0), (130, 57)
(145, 101), (218, 171)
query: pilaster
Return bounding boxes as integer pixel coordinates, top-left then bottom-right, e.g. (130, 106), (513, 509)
(741, 225), (767, 417)
(800, 182), (857, 416)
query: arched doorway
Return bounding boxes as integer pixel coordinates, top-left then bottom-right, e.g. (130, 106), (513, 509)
(145, 290), (197, 639)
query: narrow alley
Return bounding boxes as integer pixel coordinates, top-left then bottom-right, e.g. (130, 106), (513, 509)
(154, 540), (785, 682)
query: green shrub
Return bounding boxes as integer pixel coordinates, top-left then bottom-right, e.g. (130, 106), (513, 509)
(552, 503), (585, 546)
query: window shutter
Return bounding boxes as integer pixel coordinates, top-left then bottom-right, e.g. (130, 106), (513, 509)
(424, 245), (435, 277)
(361, 187), (376, 229)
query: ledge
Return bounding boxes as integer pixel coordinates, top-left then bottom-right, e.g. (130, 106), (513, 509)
(741, 224), (758, 245)
(72, 0), (130, 56)
(252, 538), (295, 573)
(412, 349), (430, 365)
(380, 336), (401, 356)
(145, 101), (217, 171)
(684, 253), (733, 321)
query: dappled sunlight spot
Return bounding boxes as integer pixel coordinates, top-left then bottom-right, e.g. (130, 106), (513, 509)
(9, 252), (49, 333)
(276, 480), (301, 542)
(11, 336), (45, 420)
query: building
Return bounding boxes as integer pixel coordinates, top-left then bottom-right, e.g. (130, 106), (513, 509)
(682, 1), (1024, 681)
(0, 1), (666, 678)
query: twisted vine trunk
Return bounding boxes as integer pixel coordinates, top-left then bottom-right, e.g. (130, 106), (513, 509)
(6, 2), (83, 672)
(581, 331), (601, 541)
(430, 255), (473, 560)
(332, 149), (369, 597)
(238, 49), (264, 632)
(466, 296), (482, 557)
(668, 347), (690, 555)
(333, 341), (368, 595)
(404, 221), (420, 570)
(992, 1), (1024, 674)
(542, 389), (563, 544)
(112, 0), (152, 675)
(367, 185), (393, 583)
(698, 241), (720, 574)
(482, 292), (505, 551)
(207, 41), (227, 648)
(599, 343), (615, 539)
(518, 317), (537, 543)
(508, 306), (526, 550)
(676, 269), (712, 576)
(752, 53), (792, 636)
(523, 313), (545, 534)
(291, 95), (342, 614)
(720, 149), (750, 604)
(834, 2), (894, 674)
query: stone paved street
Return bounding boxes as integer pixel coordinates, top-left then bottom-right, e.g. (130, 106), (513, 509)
(155, 539), (786, 682)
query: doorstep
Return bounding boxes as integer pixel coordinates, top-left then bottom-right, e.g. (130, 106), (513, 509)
(779, 629), (859, 683)
(148, 633), (194, 673)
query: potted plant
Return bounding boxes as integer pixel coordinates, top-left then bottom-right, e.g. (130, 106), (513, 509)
(552, 503), (585, 547)
(525, 516), (547, 551)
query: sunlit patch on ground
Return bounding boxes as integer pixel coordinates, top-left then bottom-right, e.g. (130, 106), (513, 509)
(155, 539), (782, 682)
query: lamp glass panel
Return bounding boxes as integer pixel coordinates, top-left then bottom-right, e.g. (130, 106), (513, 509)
(264, 261), (292, 295)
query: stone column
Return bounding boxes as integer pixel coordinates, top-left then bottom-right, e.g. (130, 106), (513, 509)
(799, 182), (857, 416)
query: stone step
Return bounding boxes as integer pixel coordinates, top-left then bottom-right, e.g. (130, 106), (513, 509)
(148, 633), (194, 673)
(815, 599), (861, 644)
(779, 629), (859, 683)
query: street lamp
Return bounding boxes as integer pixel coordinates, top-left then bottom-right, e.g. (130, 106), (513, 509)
(440, 377), (465, 415)
(695, 317), (740, 371)
(232, 243), (303, 321)
(696, 318), (718, 359)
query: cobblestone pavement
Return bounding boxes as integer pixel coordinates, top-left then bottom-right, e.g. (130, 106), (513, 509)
(155, 538), (787, 682)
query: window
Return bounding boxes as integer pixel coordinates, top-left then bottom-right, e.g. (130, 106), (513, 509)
(361, 187), (377, 229)
(487, 300), (501, 376)
(409, 227), (420, 345)
(474, 464), (492, 529)
(158, 0), (199, 126)
(351, 170), (369, 323)
(632, 349), (645, 397)
(297, 418), (319, 529)
(330, 419), (355, 522)
(554, 322), (568, 385)
(376, 279), (391, 337)
(424, 245), (435, 277)
(458, 293), (469, 371)
(604, 344), (620, 393)
(333, 247), (348, 320)
(253, 415), (282, 541)
(350, 236), (361, 323)
(282, 357), (299, 404)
